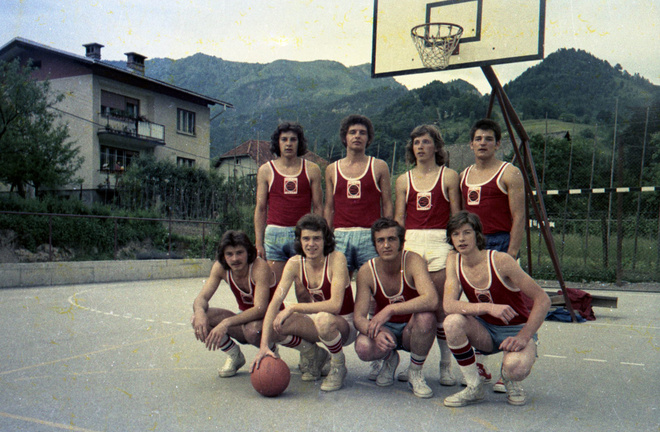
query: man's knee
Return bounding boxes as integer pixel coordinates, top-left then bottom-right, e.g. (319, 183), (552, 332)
(354, 335), (375, 361)
(502, 348), (536, 381)
(442, 313), (468, 335)
(313, 312), (337, 338)
(242, 321), (262, 346)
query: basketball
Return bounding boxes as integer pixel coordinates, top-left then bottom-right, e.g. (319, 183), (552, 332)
(250, 356), (290, 397)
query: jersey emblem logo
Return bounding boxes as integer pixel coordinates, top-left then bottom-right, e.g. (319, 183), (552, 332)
(416, 192), (432, 211)
(284, 178), (298, 194)
(467, 186), (481, 205)
(389, 295), (405, 305)
(347, 180), (361, 199)
(240, 293), (254, 305)
(309, 288), (326, 303)
(475, 290), (493, 304)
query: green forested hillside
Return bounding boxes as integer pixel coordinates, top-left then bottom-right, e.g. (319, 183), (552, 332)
(124, 48), (658, 174)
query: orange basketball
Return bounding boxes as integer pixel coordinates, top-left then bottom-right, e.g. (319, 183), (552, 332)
(250, 356), (290, 397)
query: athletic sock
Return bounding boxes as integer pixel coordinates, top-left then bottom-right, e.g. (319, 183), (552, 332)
(436, 324), (451, 364)
(449, 340), (479, 387)
(319, 333), (345, 364)
(409, 353), (427, 371)
(280, 335), (315, 356)
(218, 335), (240, 357)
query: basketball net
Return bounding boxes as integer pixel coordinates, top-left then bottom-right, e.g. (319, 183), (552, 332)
(411, 23), (463, 70)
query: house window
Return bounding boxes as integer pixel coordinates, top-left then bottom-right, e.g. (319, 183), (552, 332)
(100, 146), (139, 172)
(177, 157), (195, 167)
(101, 90), (140, 118)
(177, 109), (196, 135)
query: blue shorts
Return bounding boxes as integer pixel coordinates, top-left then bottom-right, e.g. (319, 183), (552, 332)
(334, 228), (378, 272)
(264, 225), (297, 262)
(485, 232), (510, 253)
(382, 321), (408, 352)
(475, 316), (538, 354)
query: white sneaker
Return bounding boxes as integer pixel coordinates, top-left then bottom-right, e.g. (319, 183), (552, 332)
(218, 351), (245, 378)
(320, 363), (347, 392)
(397, 365), (409, 382)
(439, 362), (456, 386)
(301, 346), (330, 381)
(504, 379), (526, 405)
(368, 360), (382, 381)
(376, 351), (399, 387)
(493, 375), (506, 393)
(459, 362), (492, 385)
(443, 382), (485, 407)
(407, 368), (433, 398)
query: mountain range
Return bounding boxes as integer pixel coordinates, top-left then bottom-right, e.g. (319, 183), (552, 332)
(111, 48), (660, 161)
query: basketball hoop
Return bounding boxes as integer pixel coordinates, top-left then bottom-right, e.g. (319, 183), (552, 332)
(411, 23), (463, 70)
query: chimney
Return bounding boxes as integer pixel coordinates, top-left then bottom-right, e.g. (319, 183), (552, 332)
(83, 43), (104, 60)
(125, 52), (147, 76)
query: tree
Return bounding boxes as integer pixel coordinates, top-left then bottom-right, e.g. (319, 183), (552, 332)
(0, 59), (83, 197)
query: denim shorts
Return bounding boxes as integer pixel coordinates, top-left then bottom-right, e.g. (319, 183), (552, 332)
(475, 316), (538, 354)
(264, 225), (297, 262)
(382, 321), (408, 352)
(485, 232), (510, 253)
(334, 228), (378, 272)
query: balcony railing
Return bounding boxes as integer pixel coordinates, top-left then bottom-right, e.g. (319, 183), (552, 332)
(100, 115), (165, 143)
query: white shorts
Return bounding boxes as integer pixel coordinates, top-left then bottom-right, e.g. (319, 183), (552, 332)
(404, 229), (451, 272)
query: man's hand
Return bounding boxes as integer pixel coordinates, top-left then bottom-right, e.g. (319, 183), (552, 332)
(489, 304), (519, 325)
(191, 313), (209, 342)
(367, 307), (392, 339)
(250, 347), (278, 372)
(375, 331), (397, 352)
(256, 245), (266, 259)
(500, 335), (530, 352)
(273, 308), (294, 334)
(205, 322), (229, 351)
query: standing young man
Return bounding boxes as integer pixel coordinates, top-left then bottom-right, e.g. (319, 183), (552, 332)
(442, 211), (550, 407)
(251, 214), (357, 392)
(460, 118), (526, 389)
(353, 218), (438, 398)
(324, 114), (393, 275)
(460, 118), (525, 258)
(192, 231), (277, 378)
(394, 124), (461, 386)
(255, 122), (323, 285)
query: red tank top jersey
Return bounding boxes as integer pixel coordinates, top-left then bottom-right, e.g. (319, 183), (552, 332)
(266, 159), (312, 227)
(405, 166), (451, 230)
(227, 264), (279, 312)
(460, 162), (512, 235)
(332, 157), (382, 228)
(456, 250), (530, 326)
(368, 250), (418, 323)
(301, 256), (354, 316)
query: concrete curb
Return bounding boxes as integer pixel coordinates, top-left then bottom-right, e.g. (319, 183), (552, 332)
(0, 258), (214, 288)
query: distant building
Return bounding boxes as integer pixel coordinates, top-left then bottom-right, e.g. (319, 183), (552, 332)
(215, 140), (329, 179)
(0, 37), (233, 202)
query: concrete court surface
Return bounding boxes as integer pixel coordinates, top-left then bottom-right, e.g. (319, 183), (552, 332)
(0, 278), (658, 432)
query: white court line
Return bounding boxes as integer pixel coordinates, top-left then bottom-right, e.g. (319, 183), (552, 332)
(544, 355), (567, 359)
(583, 358), (607, 363)
(620, 362), (645, 366)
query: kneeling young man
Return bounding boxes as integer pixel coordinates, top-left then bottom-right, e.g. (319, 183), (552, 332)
(192, 231), (277, 377)
(353, 218), (438, 398)
(443, 211), (550, 407)
(251, 214), (357, 392)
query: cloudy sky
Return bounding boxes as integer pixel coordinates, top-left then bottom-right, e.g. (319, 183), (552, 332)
(2, 0), (658, 94)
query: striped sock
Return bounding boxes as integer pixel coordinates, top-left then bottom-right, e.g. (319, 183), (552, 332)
(281, 335), (314, 355)
(436, 324), (451, 364)
(320, 333), (345, 364)
(449, 340), (479, 387)
(409, 353), (427, 371)
(218, 335), (239, 357)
